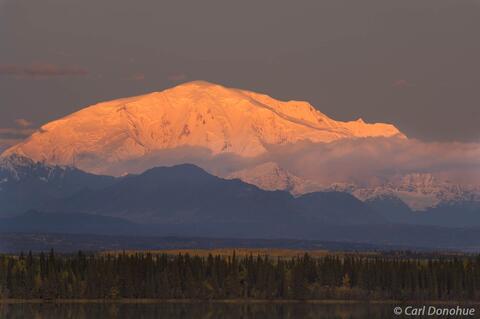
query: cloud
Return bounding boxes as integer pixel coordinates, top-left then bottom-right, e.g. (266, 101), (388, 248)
(0, 120), (36, 154)
(392, 79), (410, 88)
(0, 119), (35, 139)
(0, 128), (35, 140)
(263, 138), (480, 186)
(14, 118), (33, 128)
(0, 63), (88, 78)
(88, 137), (480, 187)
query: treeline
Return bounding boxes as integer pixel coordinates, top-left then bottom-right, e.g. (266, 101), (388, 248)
(1, 251), (479, 300)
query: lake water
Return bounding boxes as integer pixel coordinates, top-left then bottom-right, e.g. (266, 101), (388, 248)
(0, 302), (420, 319)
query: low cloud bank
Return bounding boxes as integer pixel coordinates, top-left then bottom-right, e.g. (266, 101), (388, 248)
(100, 138), (480, 187)
(264, 138), (480, 186)
(2, 133), (479, 187)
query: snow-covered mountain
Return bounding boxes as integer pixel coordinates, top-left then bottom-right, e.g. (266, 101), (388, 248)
(1, 81), (404, 175)
(2, 81), (477, 213)
(225, 163), (480, 211)
(326, 173), (480, 211)
(0, 154), (76, 185)
(358, 174), (480, 210)
(226, 162), (321, 195)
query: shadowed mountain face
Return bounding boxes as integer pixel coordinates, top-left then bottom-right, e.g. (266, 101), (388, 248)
(297, 192), (384, 225)
(415, 202), (480, 228)
(0, 155), (115, 217)
(44, 164), (379, 226)
(0, 155), (379, 226)
(1, 159), (480, 250)
(365, 194), (480, 227)
(365, 195), (414, 224)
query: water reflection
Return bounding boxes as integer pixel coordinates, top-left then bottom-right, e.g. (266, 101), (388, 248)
(0, 302), (401, 319)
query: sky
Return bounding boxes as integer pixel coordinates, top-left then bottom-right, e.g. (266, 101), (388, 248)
(1, 0), (480, 151)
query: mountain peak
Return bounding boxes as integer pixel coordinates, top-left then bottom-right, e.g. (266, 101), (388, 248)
(172, 80), (223, 89)
(2, 82), (405, 175)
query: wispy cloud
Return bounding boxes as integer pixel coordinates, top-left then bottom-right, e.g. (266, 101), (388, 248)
(93, 137), (480, 187)
(14, 118), (33, 128)
(0, 63), (88, 78)
(392, 79), (411, 89)
(0, 128), (35, 140)
(264, 138), (480, 186)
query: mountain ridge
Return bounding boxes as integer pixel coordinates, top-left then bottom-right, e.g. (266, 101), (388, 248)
(2, 156), (480, 233)
(225, 162), (480, 211)
(42, 163), (381, 226)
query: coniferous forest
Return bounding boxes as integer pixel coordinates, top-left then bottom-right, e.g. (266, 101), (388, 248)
(1, 251), (480, 301)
